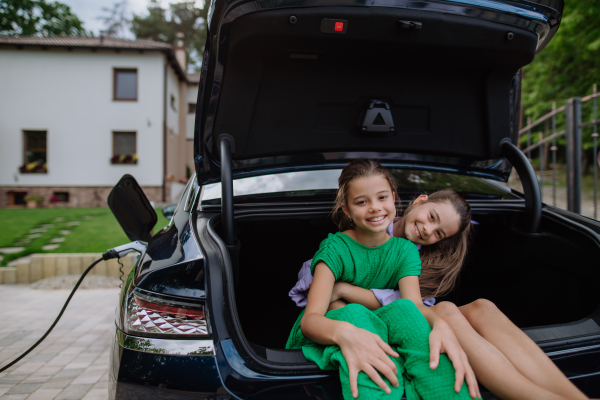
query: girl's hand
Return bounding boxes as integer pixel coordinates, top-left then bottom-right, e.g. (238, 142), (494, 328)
(331, 282), (350, 303)
(429, 319), (480, 399)
(335, 323), (400, 398)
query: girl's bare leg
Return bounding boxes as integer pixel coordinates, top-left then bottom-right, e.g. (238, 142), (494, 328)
(459, 299), (588, 400)
(432, 301), (575, 400)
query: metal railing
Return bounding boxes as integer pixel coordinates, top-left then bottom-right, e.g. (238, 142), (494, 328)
(519, 84), (600, 218)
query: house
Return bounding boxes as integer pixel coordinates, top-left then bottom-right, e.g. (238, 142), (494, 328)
(0, 35), (198, 208)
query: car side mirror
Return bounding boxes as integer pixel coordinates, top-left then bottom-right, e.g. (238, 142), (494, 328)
(107, 174), (157, 243)
(162, 204), (176, 219)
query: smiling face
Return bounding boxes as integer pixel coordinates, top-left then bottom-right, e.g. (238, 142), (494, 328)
(402, 197), (461, 245)
(341, 174), (396, 236)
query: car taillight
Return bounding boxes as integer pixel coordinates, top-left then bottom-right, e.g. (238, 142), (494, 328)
(124, 290), (209, 337)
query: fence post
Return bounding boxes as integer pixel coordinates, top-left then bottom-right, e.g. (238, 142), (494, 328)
(566, 97), (582, 214)
(593, 83), (598, 219)
(527, 116), (532, 160)
(551, 102), (557, 207)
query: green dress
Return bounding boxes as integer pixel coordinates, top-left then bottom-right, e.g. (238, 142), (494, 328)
(286, 232), (470, 400)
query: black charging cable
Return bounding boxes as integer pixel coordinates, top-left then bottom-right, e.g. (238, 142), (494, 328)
(0, 253), (115, 373)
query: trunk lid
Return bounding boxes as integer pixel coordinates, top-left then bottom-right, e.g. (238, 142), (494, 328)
(194, 0), (563, 184)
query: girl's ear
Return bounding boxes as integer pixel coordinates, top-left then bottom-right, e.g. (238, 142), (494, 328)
(341, 203), (350, 217)
(413, 194), (428, 206)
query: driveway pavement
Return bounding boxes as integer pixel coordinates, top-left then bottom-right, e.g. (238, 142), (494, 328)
(0, 285), (118, 400)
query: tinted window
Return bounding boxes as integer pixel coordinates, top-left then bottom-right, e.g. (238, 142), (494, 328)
(114, 69), (137, 100)
(200, 168), (516, 205)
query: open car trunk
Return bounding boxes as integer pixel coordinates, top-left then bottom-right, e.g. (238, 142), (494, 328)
(232, 209), (600, 353)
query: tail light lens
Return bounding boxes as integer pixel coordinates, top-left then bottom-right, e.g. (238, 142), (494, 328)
(124, 290), (209, 337)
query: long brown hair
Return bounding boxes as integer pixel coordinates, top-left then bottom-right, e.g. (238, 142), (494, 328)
(332, 159), (399, 231)
(403, 189), (471, 299)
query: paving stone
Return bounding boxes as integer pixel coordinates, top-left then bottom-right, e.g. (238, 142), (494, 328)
(2, 394), (29, 400)
(40, 378), (73, 390)
(71, 367), (104, 385)
(6, 382), (42, 394)
(65, 222), (80, 227)
(23, 374), (52, 383)
(0, 286), (117, 399)
(53, 369), (82, 379)
(11, 361), (44, 375)
(29, 228), (47, 233)
(42, 244), (61, 251)
(81, 388), (108, 400)
(27, 234), (42, 239)
(55, 384), (93, 400)
(0, 374), (28, 384)
(40, 224), (55, 228)
(51, 237), (66, 243)
(0, 247), (25, 254)
(92, 380), (108, 390)
(59, 230), (71, 235)
(54, 217), (65, 222)
(27, 388), (62, 400)
(83, 216), (93, 220)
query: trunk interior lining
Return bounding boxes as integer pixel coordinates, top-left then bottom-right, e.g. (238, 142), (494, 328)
(233, 212), (600, 350)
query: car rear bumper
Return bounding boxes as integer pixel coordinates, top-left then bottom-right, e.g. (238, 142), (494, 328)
(109, 329), (225, 399)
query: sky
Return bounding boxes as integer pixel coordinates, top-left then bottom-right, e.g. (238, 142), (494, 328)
(60, 0), (189, 38)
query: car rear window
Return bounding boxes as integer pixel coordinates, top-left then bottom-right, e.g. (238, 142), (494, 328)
(200, 168), (517, 207)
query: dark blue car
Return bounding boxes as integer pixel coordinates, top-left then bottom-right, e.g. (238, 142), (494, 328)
(108, 0), (600, 398)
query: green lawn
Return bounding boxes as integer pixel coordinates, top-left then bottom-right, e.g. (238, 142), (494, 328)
(0, 207), (169, 266)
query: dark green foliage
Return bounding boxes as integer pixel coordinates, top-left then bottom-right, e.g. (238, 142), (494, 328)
(0, 0), (87, 36)
(131, 0), (208, 72)
(522, 0), (600, 121)
(521, 0), (600, 169)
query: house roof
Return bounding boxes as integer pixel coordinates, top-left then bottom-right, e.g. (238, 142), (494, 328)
(0, 36), (194, 83)
(186, 72), (201, 84)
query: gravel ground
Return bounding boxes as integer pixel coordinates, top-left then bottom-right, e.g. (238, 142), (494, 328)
(30, 275), (122, 290)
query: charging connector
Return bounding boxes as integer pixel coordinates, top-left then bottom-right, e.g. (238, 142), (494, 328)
(102, 240), (148, 260)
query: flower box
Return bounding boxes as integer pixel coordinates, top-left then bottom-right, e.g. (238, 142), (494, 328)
(19, 161), (47, 173)
(111, 154), (138, 164)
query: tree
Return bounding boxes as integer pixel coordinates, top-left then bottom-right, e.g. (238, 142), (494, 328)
(97, 0), (130, 38)
(522, 0), (600, 120)
(0, 0), (87, 36)
(521, 0), (600, 169)
(131, 1), (208, 72)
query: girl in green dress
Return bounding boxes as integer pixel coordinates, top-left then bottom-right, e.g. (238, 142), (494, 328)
(286, 159), (479, 400)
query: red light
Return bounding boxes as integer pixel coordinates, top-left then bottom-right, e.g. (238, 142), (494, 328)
(334, 22), (344, 32)
(134, 297), (205, 318)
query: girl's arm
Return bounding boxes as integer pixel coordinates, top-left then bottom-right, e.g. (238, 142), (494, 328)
(301, 262), (400, 398)
(398, 275), (480, 399)
(331, 282), (382, 310)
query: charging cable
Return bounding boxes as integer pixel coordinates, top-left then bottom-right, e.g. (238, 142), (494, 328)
(0, 241), (147, 373)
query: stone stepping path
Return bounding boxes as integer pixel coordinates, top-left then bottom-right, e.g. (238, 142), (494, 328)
(3, 220), (84, 261)
(0, 247), (25, 254)
(7, 255), (31, 266)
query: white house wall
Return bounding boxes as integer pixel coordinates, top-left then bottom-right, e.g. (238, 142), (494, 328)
(186, 84), (199, 140)
(0, 48), (165, 187)
(166, 65), (179, 135)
